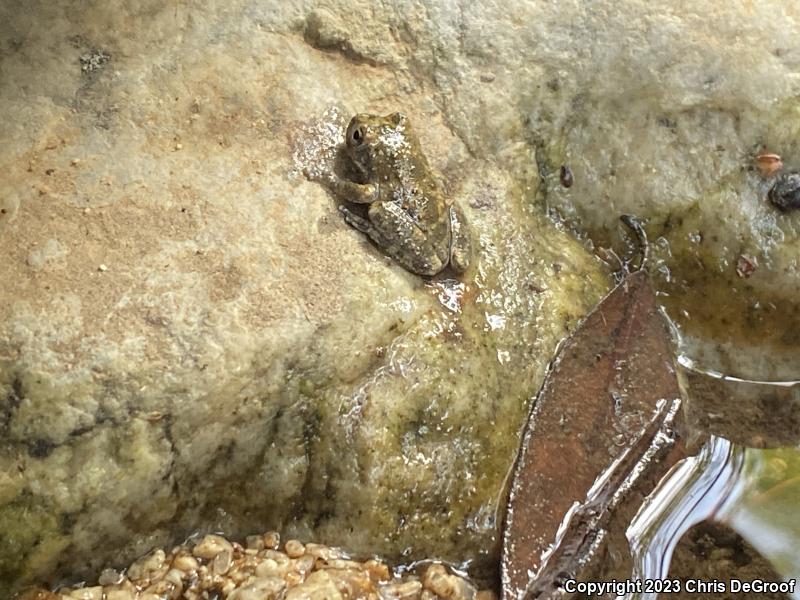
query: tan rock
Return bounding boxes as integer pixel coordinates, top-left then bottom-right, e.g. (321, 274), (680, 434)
(66, 588), (103, 600)
(0, 0), (618, 593)
(379, 580), (423, 600)
(127, 548), (166, 583)
(193, 534), (233, 560)
(285, 570), (344, 600)
(105, 589), (135, 600)
(229, 576), (286, 600)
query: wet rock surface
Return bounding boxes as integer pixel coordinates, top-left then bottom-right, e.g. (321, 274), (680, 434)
(529, 1), (800, 385)
(0, 0), (610, 593)
(4, 0), (800, 595)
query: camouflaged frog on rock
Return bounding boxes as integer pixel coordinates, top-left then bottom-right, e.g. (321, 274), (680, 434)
(323, 113), (471, 276)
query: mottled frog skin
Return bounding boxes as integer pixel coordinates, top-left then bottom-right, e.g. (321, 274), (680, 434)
(326, 112), (471, 276)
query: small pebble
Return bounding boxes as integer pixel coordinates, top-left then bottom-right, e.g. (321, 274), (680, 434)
(143, 579), (178, 596)
(324, 558), (362, 570)
(285, 570), (342, 600)
(264, 549), (290, 566)
(98, 264), (108, 272)
(128, 548), (166, 582)
(422, 564), (475, 600)
(98, 568), (123, 585)
(305, 542), (340, 561)
(736, 254), (757, 278)
(172, 553), (199, 573)
(365, 559), (391, 582)
(165, 567), (186, 586)
(559, 165), (574, 188)
(285, 539), (305, 558)
(229, 577), (285, 600)
(246, 535), (265, 551)
(379, 580), (422, 600)
(67, 587), (104, 600)
(193, 534), (233, 559)
(221, 579), (237, 595)
(292, 554), (315, 577)
(756, 152), (782, 178)
(255, 558), (280, 578)
(284, 571), (304, 587)
(422, 564), (456, 598)
(213, 548), (233, 575)
(263, 531), (281, 550)
(768, 171), (800, 211)
(17, 590), (60, 600)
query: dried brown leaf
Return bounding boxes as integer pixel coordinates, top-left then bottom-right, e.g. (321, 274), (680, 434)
(501, 270), (686, 599)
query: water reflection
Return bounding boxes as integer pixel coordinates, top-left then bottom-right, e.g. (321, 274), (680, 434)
(628, 435), (800, 600)
(628, 436), (746, 599)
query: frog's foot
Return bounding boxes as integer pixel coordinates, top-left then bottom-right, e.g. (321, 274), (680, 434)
(448, 204), (471, 274)
(338, 205), (372, 232)
(365, 202), (445, 276)
(330, 179), (379, 204)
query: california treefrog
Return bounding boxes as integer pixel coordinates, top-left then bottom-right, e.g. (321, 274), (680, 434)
(322, 112), (471, 276)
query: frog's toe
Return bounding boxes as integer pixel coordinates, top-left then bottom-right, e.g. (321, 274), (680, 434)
(338, 205), (371, 233)
(449, 248), (470, 274)
(415, 255), (445, 277)
(448, 205), (471, 274)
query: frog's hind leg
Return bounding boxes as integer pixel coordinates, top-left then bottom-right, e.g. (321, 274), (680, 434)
(448, 204), (471, 274)
(340, 203), (444, 276)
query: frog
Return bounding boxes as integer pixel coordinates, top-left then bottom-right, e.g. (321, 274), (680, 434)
(321, 112), (471, 276)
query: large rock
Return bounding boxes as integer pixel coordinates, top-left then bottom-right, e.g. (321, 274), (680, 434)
(0, 1), (611, 593)
(7, 0), (798, 594)
(520, 0), (800, 382)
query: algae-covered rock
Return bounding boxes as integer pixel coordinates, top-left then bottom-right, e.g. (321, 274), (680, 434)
(0, 0), (610, 593)
(8, 0), (797, 593)
(517, 0), (800, 382)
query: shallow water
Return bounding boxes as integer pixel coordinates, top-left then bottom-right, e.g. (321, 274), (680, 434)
(627, 436), (747, 599)
(591, 217), (800, 595)
(627, 394), (800, 600)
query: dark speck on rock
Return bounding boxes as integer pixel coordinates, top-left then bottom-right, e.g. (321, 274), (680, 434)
(768, 172), (800, 211)
(559, 165), (573, 188)
(657, 116), (677, 130)
(80, 49), (110, 73)
(28, 439), (56, 459)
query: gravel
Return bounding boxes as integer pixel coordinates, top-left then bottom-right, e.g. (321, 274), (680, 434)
(19, 533), (496, 600)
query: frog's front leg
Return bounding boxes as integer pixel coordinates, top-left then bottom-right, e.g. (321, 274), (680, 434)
(448, 203), (471, 274)
(327, 176), (379, 204)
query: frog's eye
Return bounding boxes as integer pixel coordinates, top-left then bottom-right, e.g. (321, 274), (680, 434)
(349, 125), (366, 146)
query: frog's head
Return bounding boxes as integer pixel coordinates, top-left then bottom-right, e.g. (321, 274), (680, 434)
(345, 112), (408, 177)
